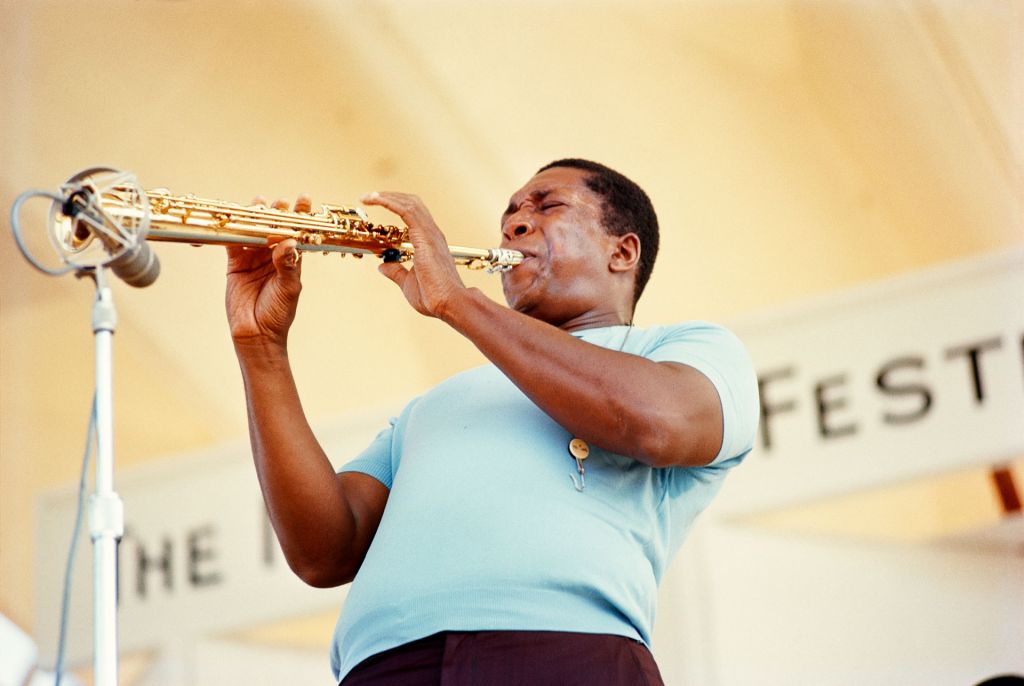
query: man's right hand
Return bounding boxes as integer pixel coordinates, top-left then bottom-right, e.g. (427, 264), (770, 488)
(223, 197), (388, 588)
(225, 195), (311, 350)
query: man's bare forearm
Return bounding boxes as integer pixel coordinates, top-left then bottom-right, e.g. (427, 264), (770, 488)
(438, 290), (723, 468)
(235, 342), (363, 586)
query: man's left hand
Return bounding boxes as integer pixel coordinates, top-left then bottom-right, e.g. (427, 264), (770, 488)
(362, 191), (466, 319)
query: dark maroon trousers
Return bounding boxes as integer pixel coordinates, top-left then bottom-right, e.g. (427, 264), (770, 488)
(340, 630), (665, 686)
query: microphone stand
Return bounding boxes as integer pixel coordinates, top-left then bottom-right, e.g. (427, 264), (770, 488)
(10, 175), (149, 686)
(86, 265), (122, 686)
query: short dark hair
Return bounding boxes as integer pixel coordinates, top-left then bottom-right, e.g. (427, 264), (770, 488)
(537, 158), (659, 308)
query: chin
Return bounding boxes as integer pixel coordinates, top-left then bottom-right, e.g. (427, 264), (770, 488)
(503, 289), (538, 316)
(502, 276), (534, 312)
(504, 294), (529, 314)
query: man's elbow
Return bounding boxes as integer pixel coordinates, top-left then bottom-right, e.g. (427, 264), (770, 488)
(288, 555), (357, 588)
(634, 420), (721, 469)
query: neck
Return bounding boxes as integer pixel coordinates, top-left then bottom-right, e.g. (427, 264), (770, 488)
(556, 307), (633, 333)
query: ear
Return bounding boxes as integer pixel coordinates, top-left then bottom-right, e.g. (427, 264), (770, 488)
(609, 232), (641, 274)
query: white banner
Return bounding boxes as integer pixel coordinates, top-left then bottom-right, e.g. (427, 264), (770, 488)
(719, 247), (1024, 516)
(34, 407), (398, 667)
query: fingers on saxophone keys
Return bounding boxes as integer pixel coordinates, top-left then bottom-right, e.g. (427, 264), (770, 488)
(361, 192), (429, 227)
(267, 195), (312, 213)
(293, 193), (313, 214)
(360, 191), (413, 213)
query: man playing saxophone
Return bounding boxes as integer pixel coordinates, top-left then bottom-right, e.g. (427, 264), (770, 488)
(225, 159), (759, 685)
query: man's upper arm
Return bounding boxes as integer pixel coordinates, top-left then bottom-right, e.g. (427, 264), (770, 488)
(331, 408), (413, 580)
(658, 360), (725, 466)
(337, 471), (389, 578)
(647, 323), (760, 468)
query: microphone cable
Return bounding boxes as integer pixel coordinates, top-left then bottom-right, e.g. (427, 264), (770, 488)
(10, 189), (79, 277)
(53, 393), (97, 686)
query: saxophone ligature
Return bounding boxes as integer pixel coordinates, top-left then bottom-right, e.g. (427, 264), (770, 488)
(11, 167), (524, 286)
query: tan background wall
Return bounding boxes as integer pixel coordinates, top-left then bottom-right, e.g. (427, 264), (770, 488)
(1, 0), (1021, 677)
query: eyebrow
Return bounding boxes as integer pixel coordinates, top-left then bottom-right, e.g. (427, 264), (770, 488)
(503, 189), (552, 219)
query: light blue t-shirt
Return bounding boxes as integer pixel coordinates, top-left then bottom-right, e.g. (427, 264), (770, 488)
(331, 322), (759, 681)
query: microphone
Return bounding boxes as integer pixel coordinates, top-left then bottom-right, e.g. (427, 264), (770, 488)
(108, 240), (160, 288)
(56, 175), (161, 288)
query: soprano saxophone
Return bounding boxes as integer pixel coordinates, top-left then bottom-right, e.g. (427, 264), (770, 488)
(15, 167), (523, 282)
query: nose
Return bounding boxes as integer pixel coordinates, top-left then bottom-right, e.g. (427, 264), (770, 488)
(501, 214), (534, 242)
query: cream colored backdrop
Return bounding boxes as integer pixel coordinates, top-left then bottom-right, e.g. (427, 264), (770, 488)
(1, 0), (1021, 683)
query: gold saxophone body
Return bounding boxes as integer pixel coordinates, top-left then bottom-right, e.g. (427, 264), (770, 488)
(50, 168), (524, 272)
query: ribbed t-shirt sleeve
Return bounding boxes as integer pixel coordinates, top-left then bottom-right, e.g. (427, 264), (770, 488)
(338, 419), (397, 489)
(646, 322), (760, 466)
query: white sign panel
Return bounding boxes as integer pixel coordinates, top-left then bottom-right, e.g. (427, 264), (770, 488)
(34, 407), (397, 667)
(719, 248), (1024, 515)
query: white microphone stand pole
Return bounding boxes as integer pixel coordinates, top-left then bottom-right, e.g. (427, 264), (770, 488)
(88, 265), (122, 686)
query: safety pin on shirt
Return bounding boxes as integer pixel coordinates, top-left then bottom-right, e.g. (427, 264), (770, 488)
(568, 438), (590, 493)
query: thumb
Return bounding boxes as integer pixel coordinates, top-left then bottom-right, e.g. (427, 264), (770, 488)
(225, 244), (248, 270)
(378, 261), (409, 288)
(271, 240), (302, 279)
